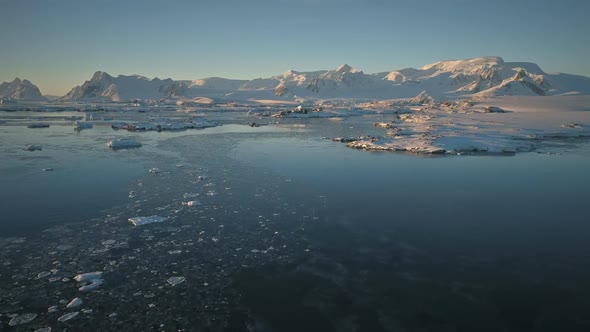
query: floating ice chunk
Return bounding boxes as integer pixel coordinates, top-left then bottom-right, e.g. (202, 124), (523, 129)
(34, 327), (52, 332)
(48, 305), (59, 313)
(128, 215), (168, 226)
(37, 271), (51, 279)
(106, 139), (142, 150)
(66, 297), (83, 308)
(9, 313), (37, 326)
(484, 106), (507, 113)
(74, 271), (103, 282)
(23, 144), (42, 151)
(167, 276), (186, 286)
(183, 193), (199, 198)
(73, 121), (93, 130)
(27, 123), (50, 128)
(373, 122), (393, 129)
(42, 168), (54, 171)
(562, 123), (583, 129)
(58, 311), (79, 322)
(79, 279), (104, 292)
(183, 200), (201, 207)
(148, 167), (161, 173)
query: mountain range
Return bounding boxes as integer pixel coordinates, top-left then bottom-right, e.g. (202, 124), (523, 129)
(4, 57), (590, 102)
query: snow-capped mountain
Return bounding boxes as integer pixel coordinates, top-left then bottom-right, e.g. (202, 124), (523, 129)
(60, 57), (590, 102)
(61, 71), (182, 101)
(0, 78), (46, 101)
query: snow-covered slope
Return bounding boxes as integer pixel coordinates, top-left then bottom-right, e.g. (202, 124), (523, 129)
(59, 57), (590, 102)
(0, 78), (47, 101)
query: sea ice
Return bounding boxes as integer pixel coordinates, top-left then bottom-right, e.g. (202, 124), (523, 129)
(74, 271), (103, 282)
(167, 276), (186, 286)
(23, 144), (42, 151)
(106, 138), (142, 149)
(57, 312), (79, 322)
(79, 279), (104, 292)
(73, 121), (93, 130)
(66, 297), (83, 308)
(9, 313), (37, 326)
(128, 215), (169, 226)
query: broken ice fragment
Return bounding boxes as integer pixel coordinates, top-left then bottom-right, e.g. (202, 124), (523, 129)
(167, 276), (186, 286)
(34, 327), (51, 332)
(74, 271), (103, 282)
(183, 200), (201, 207)
(79, 279), (104, 292)
(106, 139), (142, 150)
(23, 144), (42, 151)
(37, 271), (51, 279)
(148, 168), (161, 174)
(128, 215), (169, 226)
(73, 121), (93, 130)
(58, 311), (79, 322)
(9, 313), (37, 326)
(66, 297), (83, 308)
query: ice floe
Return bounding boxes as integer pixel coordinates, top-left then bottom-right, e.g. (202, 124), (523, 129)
(106, 138), (142, 149)
(167, 276), (186, 286)
(66, 297), (83, 308)
(79, 279), (104, 292)
(74, 271), (103, 282)
(128, 215), (169, 226)
(9, 313), (37, 326)
(111, 117), (217, 131)
(73, 121), (93, 130)
(23, 144), (42, 151)
(57, 311), (79, 322)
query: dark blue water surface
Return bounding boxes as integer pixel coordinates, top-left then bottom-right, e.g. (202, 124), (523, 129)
(1, 114), (590, 331)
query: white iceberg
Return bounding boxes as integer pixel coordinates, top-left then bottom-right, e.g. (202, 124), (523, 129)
(106, 139), (142, 149)
(128, 215), (169, 226)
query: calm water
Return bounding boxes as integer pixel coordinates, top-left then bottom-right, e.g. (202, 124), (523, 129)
(1, 114), (590, 331)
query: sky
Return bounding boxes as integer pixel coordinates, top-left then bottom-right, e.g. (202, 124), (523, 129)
(1, 0), (589, 96)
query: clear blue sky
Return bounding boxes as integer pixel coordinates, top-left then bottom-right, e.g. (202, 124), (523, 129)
(1, 0), (588, 95)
